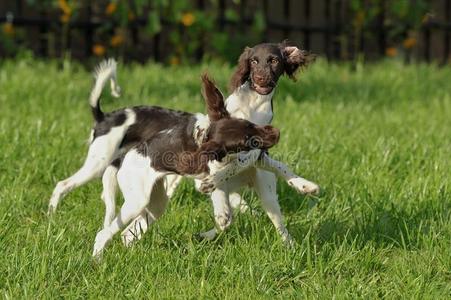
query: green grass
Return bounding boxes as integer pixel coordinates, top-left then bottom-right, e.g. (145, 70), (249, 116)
(1, 57), (450, 298)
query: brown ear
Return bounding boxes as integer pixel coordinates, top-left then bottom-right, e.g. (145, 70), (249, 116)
(201, 73), (230, 121)
(229, 46), (252, 92)
(279, 40), (315, 81)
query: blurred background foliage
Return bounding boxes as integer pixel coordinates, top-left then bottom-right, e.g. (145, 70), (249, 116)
(0, 0), (444, 64)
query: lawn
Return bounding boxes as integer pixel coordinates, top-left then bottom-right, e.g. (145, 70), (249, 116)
(0, 57), (450, 298)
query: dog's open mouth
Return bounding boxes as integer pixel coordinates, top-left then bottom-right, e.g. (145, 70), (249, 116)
(251, 82), (274, 95)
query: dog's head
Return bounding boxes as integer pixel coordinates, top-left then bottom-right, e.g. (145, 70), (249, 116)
(230, 41), (315, 95)
(206, 119), (280, 157)
(200, 73), (280, 160)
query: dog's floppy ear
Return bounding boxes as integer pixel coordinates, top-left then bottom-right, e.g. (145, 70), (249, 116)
(202, 73), (230, 122)
(279, 40), (315, 81)
(229, 46), (252, 92)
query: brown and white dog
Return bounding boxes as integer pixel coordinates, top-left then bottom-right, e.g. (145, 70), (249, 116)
(47, 60), (280, 256)
(119, 41), (320, 246)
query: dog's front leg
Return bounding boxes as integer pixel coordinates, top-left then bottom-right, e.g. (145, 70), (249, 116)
(199, 150), (261, 193)
(211, 187), (232, 231)
(256, 153), (319, 195)
(197, 187), (231, 241)
(198, 171), (252, 240)
(198, 190), (232, 241)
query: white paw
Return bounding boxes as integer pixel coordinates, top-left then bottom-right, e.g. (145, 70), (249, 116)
(47, 204), (56, 215)
(198, 178), (215, 194)
(121, 230), (140, 248)
(215, 212), (232, 231)
(92, 229), (112, 259)
(197, 228), (217, 241)
(288, 178), (320, 195)
(47, 194), (60, 215)
(282, 235), (296, 248)
(229, 196), (249, 213)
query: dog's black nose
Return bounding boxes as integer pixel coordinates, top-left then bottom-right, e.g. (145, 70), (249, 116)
(253, 74), (266, 85)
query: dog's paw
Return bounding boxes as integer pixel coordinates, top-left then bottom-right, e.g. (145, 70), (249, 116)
(196, 228), (218, 241)
(121, 230), (139, 248)
(47, 196), (59, 215)
(283, 235), (296, 248)
(215, 212), (232, 231)
(92, 229), (111, 259)
(198, 178), (215, 194)
(288, 178), (320, 195)
(47, 205), (56, 216)
(229, 194), (250, 213)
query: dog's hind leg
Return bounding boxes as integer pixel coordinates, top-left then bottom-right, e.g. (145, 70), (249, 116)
(48, 131), (126, 214)
(119, 174), (180, 246)
(253, 170), (293, 246)
(93, 150), (163, 258)
(164, 174), (183, 198)
(121, 178), (169, 247)
(101, 165), (119, 228)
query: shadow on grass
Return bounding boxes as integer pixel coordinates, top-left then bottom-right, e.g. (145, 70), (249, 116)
(286, 189), (450, 251)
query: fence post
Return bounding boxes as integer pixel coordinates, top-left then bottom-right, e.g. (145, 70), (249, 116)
(38, 7), (48, 57)
(445, 0), (450, 63)
(196, 0), (205, 62)
(332, 0), (341, 59)
(84, 3), (93, 57)
(304, 0), (311, 50)
(263, 0), (269, 42)
(218, 0), (225, 31)
(378, 0), (386, 58)
(283, 0), (290, 37)
(324, 0), (331, 59)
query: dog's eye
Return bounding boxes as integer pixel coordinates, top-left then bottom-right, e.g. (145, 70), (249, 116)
(250, 58), (258, 65)
(270, 58), (279, 64)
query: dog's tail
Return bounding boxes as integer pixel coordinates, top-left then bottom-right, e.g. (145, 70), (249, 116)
(89, 58), (121, 122)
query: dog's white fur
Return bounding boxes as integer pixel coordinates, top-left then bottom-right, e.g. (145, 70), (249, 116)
(48, 108), (136, 213)
(50, 60), (274, 257)
(195, 81), (319, 244)
(48, 59), (126, 214)
(115, 50), (319, 246)
(50, 56), (318, 254)
(93, 149), (167, 258)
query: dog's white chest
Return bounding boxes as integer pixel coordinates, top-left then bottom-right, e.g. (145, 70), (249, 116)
(225, 84), (274, 125)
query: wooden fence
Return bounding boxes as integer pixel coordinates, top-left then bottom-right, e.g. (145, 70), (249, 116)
(1, 0), (450, 63)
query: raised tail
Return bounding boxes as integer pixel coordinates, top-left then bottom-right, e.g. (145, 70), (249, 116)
(90, 58), (121, 122)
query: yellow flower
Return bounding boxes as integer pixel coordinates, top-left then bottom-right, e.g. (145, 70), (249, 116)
(110, 34), (124, 47)
(106, 2), (117, 15)
(2, 23), (14, 36)
(353, 11), (365, 28)
(93, 44), (106, 56)
(403, 37), (417, 49)
(169, 56), (180, 65)
(58, 0), (72, 15)
(181, 12), (195, 27)
(385, 47), (397, 57)
(60, 13), (71, 24)
(422, 13), (432, 24)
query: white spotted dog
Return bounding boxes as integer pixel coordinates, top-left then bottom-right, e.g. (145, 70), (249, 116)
(121, 41), (320, 246)
(91, 75), (281, 258)
(48, 59), (280, 233)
